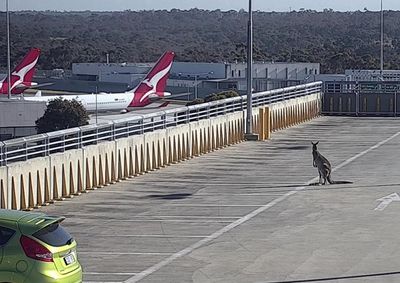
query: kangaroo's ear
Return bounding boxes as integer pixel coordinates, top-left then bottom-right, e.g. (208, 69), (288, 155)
(311, 141), (315, 145)
(316, 141), (319, 145)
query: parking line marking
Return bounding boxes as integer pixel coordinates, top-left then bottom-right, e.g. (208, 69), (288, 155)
(101, 219), (234, 223)
(78, 234), (207, 238)
(79, 251), (171, 255)
(66, 218), (237, 224)
(67, 216), (241, 221)
(85, 272), (137, 275)
(98, 216), (241, 223)
(197, 193), (293, 196)
(165, 204), (262, 207)
(124, 131), (400, 283)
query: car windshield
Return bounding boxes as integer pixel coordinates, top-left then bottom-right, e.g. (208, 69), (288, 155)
(33, 222), (73, 247)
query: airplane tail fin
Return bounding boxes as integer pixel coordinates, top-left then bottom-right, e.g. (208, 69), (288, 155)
(129, 51), (175, 107)
(12, 48), (41, 83)
(3, 48), (41, 95)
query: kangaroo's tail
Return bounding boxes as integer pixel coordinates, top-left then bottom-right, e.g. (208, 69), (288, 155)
(327, 174), (334, 184)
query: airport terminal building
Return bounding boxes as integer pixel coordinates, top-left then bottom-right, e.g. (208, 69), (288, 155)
(67, 61), (320, 95)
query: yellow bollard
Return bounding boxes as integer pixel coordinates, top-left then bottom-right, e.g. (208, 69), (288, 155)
(36, 172), (43, 208)
(11, 177), (17, 210)
(265, 107), (271, 140)
(28, 173), (34, 210)
(259, 108), (265, 140)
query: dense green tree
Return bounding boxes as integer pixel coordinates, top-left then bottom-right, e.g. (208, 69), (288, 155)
(0, 10), (399, 73)
(35, 98), (89, 133)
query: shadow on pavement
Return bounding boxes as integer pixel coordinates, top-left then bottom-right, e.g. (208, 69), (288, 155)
(146, 193), (192, 200)
(308, 181), (353, 186)
(266, 270), (400, 282)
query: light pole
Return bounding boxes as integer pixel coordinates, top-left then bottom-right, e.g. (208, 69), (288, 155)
(95, 72), (100, 124)
(244, 0), (258, 140)
(246, 0), (253, 134)
(95, 85), (98, 124)
(194, 75), (198, 99)
(380, 0), (384, 81)
(6, 0), (11, 99)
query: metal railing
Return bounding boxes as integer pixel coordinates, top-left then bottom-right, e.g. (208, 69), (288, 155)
(323, 81), (400, 116)
(323, 80), (400, 94)
(0, 82), (322, 166)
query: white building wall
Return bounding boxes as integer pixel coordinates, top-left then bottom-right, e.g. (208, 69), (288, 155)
(227, 62), (320, 81)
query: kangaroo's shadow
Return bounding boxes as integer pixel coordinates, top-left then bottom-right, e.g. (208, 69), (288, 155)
(309, 180), (353, 186)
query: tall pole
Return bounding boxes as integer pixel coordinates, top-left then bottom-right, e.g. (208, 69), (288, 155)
(380, 0), (384, 80)
(245, 0), (253, 135)
(194, 75), (197, 99)
(6, 0), (11, 99)
(95, 83), (98, 124)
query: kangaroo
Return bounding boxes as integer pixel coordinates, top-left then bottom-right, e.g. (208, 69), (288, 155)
(312, 141), (333, 185)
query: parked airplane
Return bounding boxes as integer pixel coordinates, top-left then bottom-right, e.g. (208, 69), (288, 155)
(23, 51), (176, 113)
(0, 48), (41, 94)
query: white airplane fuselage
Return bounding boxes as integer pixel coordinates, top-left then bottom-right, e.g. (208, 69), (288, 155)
(23, 92), (135, 112)
(21, 50), (175, 113)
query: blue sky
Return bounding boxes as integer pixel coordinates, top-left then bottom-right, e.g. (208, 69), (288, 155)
(1, 0), (399, 12)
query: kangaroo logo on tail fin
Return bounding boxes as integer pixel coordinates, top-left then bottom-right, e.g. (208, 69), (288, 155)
(128, 51), (175, 107)
(0, 48), (41, 95)
(312, 141), (333, 185)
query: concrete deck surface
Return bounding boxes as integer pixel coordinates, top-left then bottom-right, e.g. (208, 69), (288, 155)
(38, 116), (400, 283)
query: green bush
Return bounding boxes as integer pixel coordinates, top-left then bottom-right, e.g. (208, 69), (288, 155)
(36, 98), (89, 133)
(186, 98), (205, 106)
(222, 90), (240, 98)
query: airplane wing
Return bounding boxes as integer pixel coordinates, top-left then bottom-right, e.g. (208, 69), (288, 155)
(166, 92), (192, 98)
(149, 92), (192, 105)
(158, 101), (170, 107)
(14, 82), (54, 89)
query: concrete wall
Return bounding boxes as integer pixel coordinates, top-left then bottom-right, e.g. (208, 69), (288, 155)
(0, 92), (321, 210)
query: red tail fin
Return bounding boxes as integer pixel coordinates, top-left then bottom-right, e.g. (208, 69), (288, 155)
(1, 48), (41, 95)
(11, 48), (41, 92)
(129, 51), (175, 107)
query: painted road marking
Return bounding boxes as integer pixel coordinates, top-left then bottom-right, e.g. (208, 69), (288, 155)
(374, 193), (400, 211)
(78, 234), (208, 238)
(70, 215), (241, 220)
(84, 272), (136, 276)
(166, 204), (262, 207)
(101, 219), (235, 223)
(79, 251), (171, 256)
(124, 130), (400, 283)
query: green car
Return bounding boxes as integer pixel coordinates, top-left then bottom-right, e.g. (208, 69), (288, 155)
(0, 209), (82, 283)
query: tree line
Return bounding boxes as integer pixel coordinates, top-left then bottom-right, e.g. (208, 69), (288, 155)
(0, 9), (399, 74)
